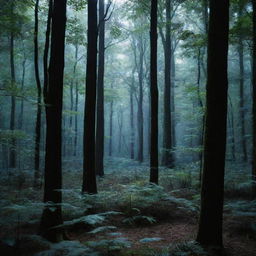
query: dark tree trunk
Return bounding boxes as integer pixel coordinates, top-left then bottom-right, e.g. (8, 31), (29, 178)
(9, 29), (16, 169)
(117, 108), (123, 154)
(43, 0), (52, 102)
(196, 49), (205, 185)
(34, 0), (42, 188)
(149, 0), (158, 184)
(130, 89), (135, 159)
(39, 0), (67, 242)
(228, 94), (236, 161)
(196, 0), (229, 247)
(238, 1), (247, 162)
(69, 44), (78, 156)
(171, 45), (176, 149)
(252, 0), (256, 197)
(95, 0), (105, 177)
(109, 95), (113, 157)
(82, 0), (98, 194)
(18, 55), (26, 130)
(161, 0), (174, 168)
(73, 81), (79, 157)
(137, 38), (144, 163)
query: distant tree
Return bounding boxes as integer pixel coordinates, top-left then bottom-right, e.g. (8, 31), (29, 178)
(9, 1), (17, 168)
(196, 0), (229, 247)
(39, 0), (67, 242)
(237, 0), (247, 162)
(96, 0), (106, 177)
(252, 0), (256, 197)
(82, 0), (98, 194)
(160, 0), (174, 168)
(33, 0), (42, 188)
(149, 0), (158, 184)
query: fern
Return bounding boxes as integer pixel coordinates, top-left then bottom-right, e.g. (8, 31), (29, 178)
(88, 226), (117, 234)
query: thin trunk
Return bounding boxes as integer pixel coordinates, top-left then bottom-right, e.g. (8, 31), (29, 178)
(118, 109), (123, 154)
(9, 30), (16, 169)
(82, 0), (98, 194)
(196, 0), (229, 247)
(73, 81), (79, 157)
(34, 0), (42, 188)
(69, 44), (78, 156)
(109, 87), (113, 157)
(95, 0), (105, 176)
(238, 2), (247, 162)
(18, 56), (26, 130)
(149, 0), (158, 184)
(39, 0), (67, 242)
(130, 89), (135, 159)
(137, 38), (144, 163)
(228, 94), (236, 161)
(196, 49), (204, 185)
(161, 0), (174, 168)
(171, 45), (176, 149)
(252, 0), (256, 197)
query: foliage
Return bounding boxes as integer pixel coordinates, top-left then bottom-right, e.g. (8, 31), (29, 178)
(86, 237), (131, 253)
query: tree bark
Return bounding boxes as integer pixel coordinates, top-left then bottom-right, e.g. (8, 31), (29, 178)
(238, 1), (247, 162)
(252, 0), (256, 197)
(9, 28), (16, 168)
(161, 0), (174, 168)
(34, 0), (42, 188)
(149, 0), (158, 184)
(196, 0), (229, 247)
(82, 0), (98, 194)
(137, 37), (144, 163)
(130, 89), (135, 159)
(39, 0), (67, 242)
(109, 93), (113, 157)
(95, 0), (105, 177)
(73, 80), (79, 157)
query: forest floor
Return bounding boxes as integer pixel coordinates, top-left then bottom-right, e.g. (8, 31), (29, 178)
(0, 157), (255, 256)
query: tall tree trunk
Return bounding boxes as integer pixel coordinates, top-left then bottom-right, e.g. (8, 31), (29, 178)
(109, 94), (113, 157)
(95, 0), (105, 177)
(34, 0), (42, 188)
(137, 38), (144, 163)
(82, 0), (98, 194)
(73, 80), (79, 157)
(69, 44), (78, 156)
(196, 0), (229, 247)
(228, 94), (236, 161)
(39, 0), (67, 242)
(252, 0), (256, 197)
(9, 29), (16, 169)
(130, 89), (135, 159)
(161, 0), (174, 168)
(149, 0), (158, 184)
(117, 108), (123, 154)
(196, 49), (204, 184)
(18, 55), (26, 130)
(171, 44), (176, 149)
(238, 1), (247, 162)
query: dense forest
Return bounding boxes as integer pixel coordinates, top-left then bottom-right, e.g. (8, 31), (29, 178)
(0, 0), (256, 255)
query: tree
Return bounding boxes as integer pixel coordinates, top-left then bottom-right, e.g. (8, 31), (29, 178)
(160, 0), (174, 168)
(237, 0), (247, 162)
(95, 0), (106, 177)
(9, 1), (17, 168)
(149, 0), (158, 184)
(39, 0), (67, 242)
(33, 0), (42, 188)
(252, 0), (256, 197)
(82, 0), (98, 194)
(196, 0), (229, 247)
